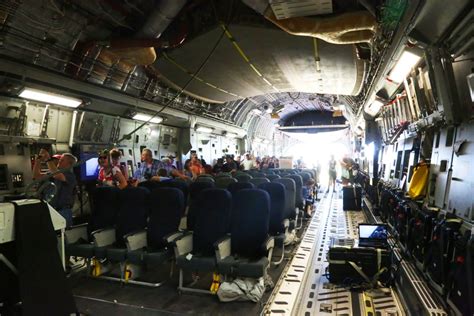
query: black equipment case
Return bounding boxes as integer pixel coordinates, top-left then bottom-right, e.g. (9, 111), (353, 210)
(342, 185), (362, 211)
(328, 247), (392, 285)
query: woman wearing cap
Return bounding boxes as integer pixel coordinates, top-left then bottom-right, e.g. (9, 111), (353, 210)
(110, 148), (128, 178)
(97, 150), (128, 189)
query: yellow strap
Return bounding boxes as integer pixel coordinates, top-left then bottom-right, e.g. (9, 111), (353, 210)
(220, 23), (280, 93)
(362, 291), (375, 316)
(162, 52), (242, 98)
(446, 218), (462, 223)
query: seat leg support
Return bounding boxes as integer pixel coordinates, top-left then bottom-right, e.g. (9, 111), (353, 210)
(272, 243), (285, 266)
(178, 269), (214, 295)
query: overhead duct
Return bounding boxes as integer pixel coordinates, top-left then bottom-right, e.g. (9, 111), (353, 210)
(135, 0), (188, 39)
(69, 1), (188, 87)
(242, 0), (376, 44)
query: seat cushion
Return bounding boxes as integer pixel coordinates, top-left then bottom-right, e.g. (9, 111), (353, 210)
(94, 246), (108, 259)
(217, 257), (269, 278)
(106, 247), (127, 262)
(66, 243), (95, 258)
(144, 250), (171, 265)
(126, 249), (145, 264)
(176, 255), (216, 272)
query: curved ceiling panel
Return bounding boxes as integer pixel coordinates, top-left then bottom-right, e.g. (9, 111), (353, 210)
(154, 24), (365, 103)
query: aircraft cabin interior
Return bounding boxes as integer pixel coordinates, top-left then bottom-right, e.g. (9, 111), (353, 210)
(0, 0), (473, 315)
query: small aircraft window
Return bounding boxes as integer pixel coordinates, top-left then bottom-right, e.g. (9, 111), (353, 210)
(135, 135), (139, 143)
(445, 127), (455, 147)
(435, 132), (441, 148)
(440, 160), (448, 172)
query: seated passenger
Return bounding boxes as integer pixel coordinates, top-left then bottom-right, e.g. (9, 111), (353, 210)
(188, 152), (203, 179)
(212, 158), (224, 174)
(97, 150), (128, 189)
(157, 168), (172, 181)
(162, 155), (189, 180)
(303, 179), (316, 217)
(33, 149), (77, 227)
(241, 154), (254, 171)
(133, 148), (164, 182)
(222, 155), (237, 173)
(110, 148), (128, 179)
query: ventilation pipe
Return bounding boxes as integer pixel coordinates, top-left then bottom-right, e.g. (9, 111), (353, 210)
(136, 0), (188, 39)
(242, 0), (376, 44)
(70, 1), (188, 87)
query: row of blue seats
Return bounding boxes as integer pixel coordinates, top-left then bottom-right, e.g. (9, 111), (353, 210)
(65, 180), (298, 291)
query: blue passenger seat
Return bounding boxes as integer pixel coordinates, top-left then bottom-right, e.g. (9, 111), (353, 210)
(66, 186), (120, 258)
(215, 177), (237, 189)
(187, 181), (215, 231)
(125, 187), (185, 267)
(227, 182), (254, 195)
(175, 188), (232, 293)
(249, 177), (270, 186)
(216, 189), (274, 278)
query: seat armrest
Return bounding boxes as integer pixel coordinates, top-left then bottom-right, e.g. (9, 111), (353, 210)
(124, 229), (147, 251)
(283, 219), (290, 230)
(264, 236), (275, 251)
(91, 228), (116, 247)
(163, 231), (184, 244)
(174, 233), (193, 257)
(214, 236), (231, 260)
(65, 223), (88, 244)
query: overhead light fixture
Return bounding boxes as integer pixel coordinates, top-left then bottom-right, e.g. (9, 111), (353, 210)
(251, 109), (262, 115)
(254, 137), (262, 143)
(388, 50), (422, 83)
(195, 125), (214, 133)
(262, 139), (270, 144)
(19, 87), (82, 108)
(133, 113), (163, 124)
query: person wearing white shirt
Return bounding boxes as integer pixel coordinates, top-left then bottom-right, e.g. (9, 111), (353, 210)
(241, 154), (255, 171)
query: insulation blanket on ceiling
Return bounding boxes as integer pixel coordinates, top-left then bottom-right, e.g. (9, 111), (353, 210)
(217, 276), (270, 302)
(14, 201), (77, 316)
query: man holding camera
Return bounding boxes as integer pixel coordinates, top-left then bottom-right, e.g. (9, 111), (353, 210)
(133, 148), (164, 183)
(33, 149), (77, 227)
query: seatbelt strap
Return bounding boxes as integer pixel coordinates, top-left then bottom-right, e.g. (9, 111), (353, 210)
(377, 248), (382, 272)
(348, 261), (371, 283)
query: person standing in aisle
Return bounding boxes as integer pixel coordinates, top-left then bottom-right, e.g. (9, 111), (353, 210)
(327, 155), (337, 193)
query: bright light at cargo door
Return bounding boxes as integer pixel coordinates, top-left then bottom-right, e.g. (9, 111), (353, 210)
(283, 129), (350, 168)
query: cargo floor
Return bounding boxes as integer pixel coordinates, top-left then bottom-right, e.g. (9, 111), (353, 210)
(70, 220), (309, 315)
(263, 190), (406, 315)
